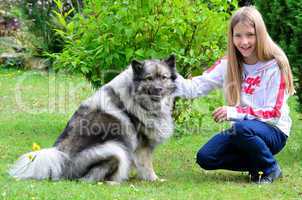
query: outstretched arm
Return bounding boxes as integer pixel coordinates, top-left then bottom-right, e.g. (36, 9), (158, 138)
(173, 59), (226, 99)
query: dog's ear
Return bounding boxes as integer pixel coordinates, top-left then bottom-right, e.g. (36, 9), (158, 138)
(131, 59), (144, 75)
(164, 54), (177, 80)
(164, 54), (176, 69)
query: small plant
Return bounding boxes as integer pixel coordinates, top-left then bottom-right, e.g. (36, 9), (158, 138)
(258, 171), (263, 184)
(174, 90), (225, 137)
(1, 56), (24, 68)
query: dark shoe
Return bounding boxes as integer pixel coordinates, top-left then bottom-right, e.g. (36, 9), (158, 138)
(253, 164), (282, 184)
(248, 171), (258, 182)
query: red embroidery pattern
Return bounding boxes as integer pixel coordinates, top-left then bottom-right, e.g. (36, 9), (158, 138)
(243, 76), (261, 95)
(236, 74), (286, 119)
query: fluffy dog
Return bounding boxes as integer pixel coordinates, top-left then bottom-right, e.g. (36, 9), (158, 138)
(9, 55), (177, 183)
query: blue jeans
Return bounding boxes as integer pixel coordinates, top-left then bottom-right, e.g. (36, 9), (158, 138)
(196, 119), (287, 175)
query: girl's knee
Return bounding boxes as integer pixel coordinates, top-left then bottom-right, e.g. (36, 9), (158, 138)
(196, 149), (212, 170)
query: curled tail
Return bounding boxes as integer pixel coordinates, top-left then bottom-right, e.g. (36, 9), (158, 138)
(75, 141), (131, 182)
(9, 147), (69, 180)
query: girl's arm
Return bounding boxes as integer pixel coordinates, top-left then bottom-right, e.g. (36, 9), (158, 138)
(173, 59), (226, 99)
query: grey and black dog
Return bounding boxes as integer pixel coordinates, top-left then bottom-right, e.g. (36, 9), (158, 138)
(9, 55), (177, 183)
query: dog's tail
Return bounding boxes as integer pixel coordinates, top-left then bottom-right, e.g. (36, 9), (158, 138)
(75, 141), (131, 182)
(8, 147), (69, 180)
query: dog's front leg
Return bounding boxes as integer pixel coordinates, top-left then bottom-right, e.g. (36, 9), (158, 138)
(134, 147), (158, 181)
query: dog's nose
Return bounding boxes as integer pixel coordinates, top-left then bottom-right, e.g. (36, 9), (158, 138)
(151, 87), (163, 95)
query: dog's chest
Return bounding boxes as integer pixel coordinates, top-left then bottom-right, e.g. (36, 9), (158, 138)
(136, 109), (174, 146)
(126, 96), (175, 145)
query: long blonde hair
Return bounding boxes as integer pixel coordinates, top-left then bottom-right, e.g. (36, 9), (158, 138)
(225, 6), (295, 106)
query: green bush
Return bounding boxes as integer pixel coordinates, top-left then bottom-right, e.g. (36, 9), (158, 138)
(17, 0), (83, 54)
(49, 0), (237, 88)
(253, 0), (302, 110)
(173, 90), (227, 137)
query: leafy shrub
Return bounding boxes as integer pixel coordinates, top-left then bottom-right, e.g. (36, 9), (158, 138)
(253, 0), (302, 110)
(17, 0), (83, 54)
(173, 90), (229, 137)
(49, 0), (237, 88)
(1, 56), (24, 68)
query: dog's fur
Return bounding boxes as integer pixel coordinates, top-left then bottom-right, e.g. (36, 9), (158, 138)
(9, 55), (177, 183)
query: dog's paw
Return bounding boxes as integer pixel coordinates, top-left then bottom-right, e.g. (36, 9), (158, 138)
(148, 174), (159, 182)
(157, 178), (167, 182)
(138, 172), (158, 181)
(105, 181), (121, 186)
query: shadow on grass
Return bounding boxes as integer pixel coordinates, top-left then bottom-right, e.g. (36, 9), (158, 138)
(170, 169), (250, 185)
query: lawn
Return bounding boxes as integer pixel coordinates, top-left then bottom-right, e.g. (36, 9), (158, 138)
(0, 68), (302, 200)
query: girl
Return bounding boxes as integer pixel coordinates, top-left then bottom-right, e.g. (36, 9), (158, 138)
(175, 6), (295, 184)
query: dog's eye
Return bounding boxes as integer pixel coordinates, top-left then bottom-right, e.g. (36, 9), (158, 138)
(161, 75), (169, 80)
(144, 76), (153, 81)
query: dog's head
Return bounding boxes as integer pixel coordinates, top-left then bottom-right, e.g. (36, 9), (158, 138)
(131, 55), (177, 102)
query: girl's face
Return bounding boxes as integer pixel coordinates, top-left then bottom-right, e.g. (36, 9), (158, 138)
(233, 22), (257, 64)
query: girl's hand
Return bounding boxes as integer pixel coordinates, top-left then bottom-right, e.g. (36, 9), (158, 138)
(212, 106), (228, 123)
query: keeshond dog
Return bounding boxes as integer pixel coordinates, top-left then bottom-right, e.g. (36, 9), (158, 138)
(9, 55), (177, 183)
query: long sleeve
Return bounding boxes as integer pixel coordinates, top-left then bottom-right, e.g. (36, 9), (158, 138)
(173, 59), (226, 99)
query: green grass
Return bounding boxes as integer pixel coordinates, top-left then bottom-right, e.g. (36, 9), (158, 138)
(1, 68), (302, 200)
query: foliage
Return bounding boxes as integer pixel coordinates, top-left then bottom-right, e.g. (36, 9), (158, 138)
(173, 90), (227, 138)
(0, 0), (22, 10)
(16, 0), (83, 54)
(0, 9), (43, 68)
(49, 0), (237, 88)
(237, 0), (253, 6)
(253, 0), (302, 110)
(0, 56), (24, 68)
(0, 1), (83, 71)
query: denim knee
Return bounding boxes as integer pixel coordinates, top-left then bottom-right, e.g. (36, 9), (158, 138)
(196, 149), (212, 170)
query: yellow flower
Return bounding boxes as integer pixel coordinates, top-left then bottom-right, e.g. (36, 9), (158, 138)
(32, 143), (41, 151)
(258, 171), (264, 184)
(27, 154), (34, 161)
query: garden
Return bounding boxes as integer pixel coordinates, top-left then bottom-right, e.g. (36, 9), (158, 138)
(0, 0), (302, 199)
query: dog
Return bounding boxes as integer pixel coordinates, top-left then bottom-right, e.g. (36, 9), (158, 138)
(9, 55), (177, 183)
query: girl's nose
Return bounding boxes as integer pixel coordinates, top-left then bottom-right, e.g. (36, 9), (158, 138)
(241, 36), (249, 44)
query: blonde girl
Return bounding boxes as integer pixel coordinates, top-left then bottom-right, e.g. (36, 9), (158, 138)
(175, 6), (294, 184)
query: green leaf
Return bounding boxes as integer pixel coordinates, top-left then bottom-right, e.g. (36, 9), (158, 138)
(135, 49), (145, 58)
